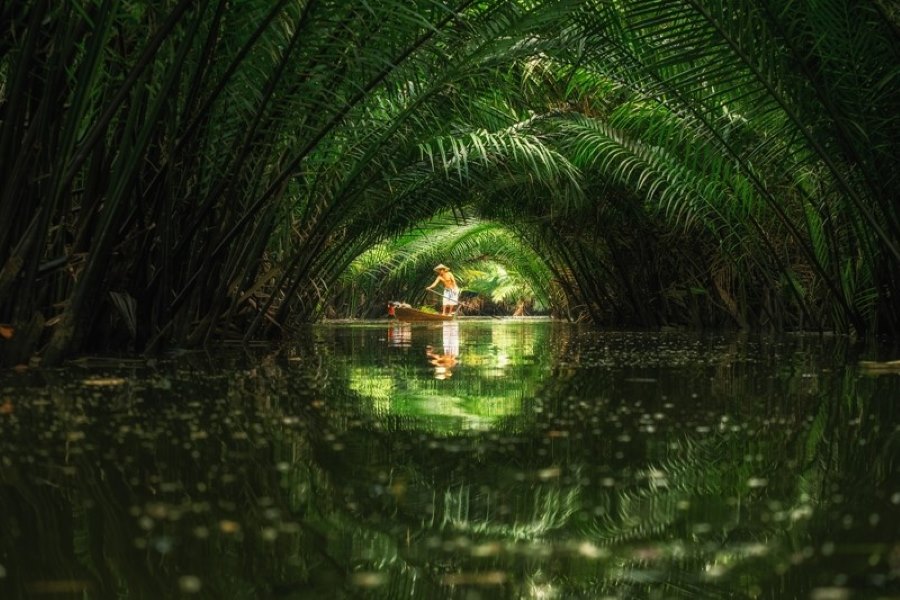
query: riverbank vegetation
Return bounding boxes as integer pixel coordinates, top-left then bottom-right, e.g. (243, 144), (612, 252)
(1, 0), (897, 364)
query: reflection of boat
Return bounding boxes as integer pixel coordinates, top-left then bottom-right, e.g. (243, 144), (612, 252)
(389, 304), (454, 322)
(387, 322), (412, 347)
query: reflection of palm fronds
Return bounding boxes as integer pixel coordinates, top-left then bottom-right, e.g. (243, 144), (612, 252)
(440, 482), (581, 541)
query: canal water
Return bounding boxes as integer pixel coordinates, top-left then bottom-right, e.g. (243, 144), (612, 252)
(0, 319), (896, 599)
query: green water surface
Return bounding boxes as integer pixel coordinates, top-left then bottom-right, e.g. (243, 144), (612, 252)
(0, 319), (897, 599)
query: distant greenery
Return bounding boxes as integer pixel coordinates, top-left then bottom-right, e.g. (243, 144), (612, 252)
(330, 215), (554, 317)
(1, 0), (897, 363)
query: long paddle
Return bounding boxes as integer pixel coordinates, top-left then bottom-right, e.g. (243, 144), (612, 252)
(425, 288), (502, 319)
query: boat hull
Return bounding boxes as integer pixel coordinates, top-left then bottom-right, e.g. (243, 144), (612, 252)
(393, 306), (454, 322)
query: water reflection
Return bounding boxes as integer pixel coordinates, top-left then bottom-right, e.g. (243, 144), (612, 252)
(425, 321), (460, 379)
(387, 321), (411, 348)
(0, 324), (897, 599)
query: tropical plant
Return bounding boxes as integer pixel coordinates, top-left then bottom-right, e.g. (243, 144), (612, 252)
(554, 0), (900, 333)
(330, 216), (556, 318)
(1, 0), (897, 365)
(0, 0), (583, 364)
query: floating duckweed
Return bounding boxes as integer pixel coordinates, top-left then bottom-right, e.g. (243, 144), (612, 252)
(351, 572), (387, 588)
(152, 536), (174, 554)
(744, 543), (768, 556)
(83, 377), (127, 387)
(790, 505), (813, 521)
(440, 571), (507, 586)
(219, 520), (240, 534)
(703, 563), (727, 578)
(278, 522), (302, 534)
(810, 588), (850, 600)
(471, 542), (502, 557)
(178, 575), (202, 593)
(537, 467), (560, 480)
(576, 542), (607, 559)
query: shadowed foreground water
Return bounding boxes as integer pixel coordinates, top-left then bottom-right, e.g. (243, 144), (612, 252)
(0, 320), (897, 599)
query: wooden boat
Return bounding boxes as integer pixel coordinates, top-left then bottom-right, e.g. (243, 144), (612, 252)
(389, 304), (454, 322)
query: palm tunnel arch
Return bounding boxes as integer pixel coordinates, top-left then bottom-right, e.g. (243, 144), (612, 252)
(276, 70), (875, 331)
(328, 215), (560, 319)
(311, 168), (777, 329)
(242, 0), (899, 335)
(1, 1), (897, 363)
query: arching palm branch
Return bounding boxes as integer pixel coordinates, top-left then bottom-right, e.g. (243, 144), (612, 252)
(1, 0), (898, 363)
(332, 216), (556, 318)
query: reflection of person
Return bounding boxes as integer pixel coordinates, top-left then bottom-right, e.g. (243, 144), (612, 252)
(425, 345), (457, 379)
(426, 264), (459, 316)
(442, 321), (459, 356)
(425, 322), (460, 379)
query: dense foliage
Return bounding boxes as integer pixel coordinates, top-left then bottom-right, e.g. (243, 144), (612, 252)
(0, 0), (897, 364)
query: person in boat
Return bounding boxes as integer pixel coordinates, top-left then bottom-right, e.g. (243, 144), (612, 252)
(426, 264), (459, 316)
